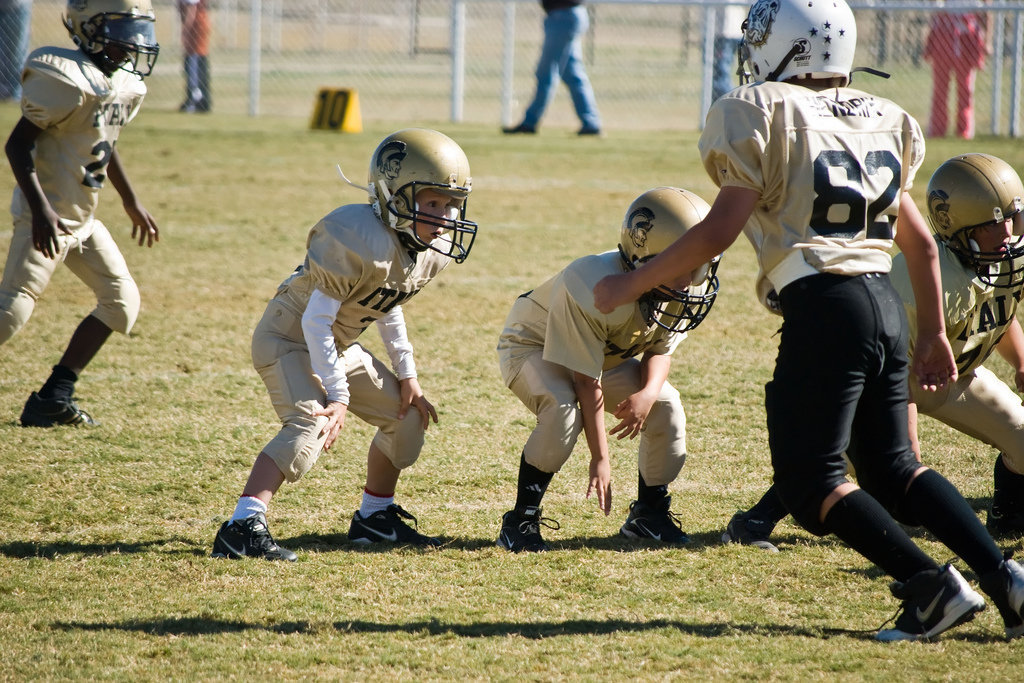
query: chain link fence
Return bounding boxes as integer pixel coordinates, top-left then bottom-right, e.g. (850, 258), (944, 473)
(4, 1), (1024, 136)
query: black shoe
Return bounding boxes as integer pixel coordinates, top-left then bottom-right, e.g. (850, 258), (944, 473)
(620, 497), (689, 544)
(721, 510), (779, 552)
(876, 564), (986, 641)
(211, 513), (297, 561)
(987, 506), (1024, 537)
(20, 392), (99, 427)
(978, 555), (1024, 640)
(348, 504), (441, 546)
(502, 123), (536, 134)
(497, 506), (559, 552)
(577, 126), (602, 136)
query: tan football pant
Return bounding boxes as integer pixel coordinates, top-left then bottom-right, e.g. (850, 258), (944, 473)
(251, 299), (425, 482)
(912, 364), (1024, 469)
(501, 349), (687, 485)
(0, 218), (139, 345)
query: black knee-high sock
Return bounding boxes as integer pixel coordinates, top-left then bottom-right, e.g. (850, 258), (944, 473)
(903, 468), (1004, 576)
(993, 454), (1024, 515)
(38, 365), (77, 401)
(823, 488), (937, 582)
(637, 472), (668, 504)
(748, 483), (789, 525)
(514, 452), (554, 512)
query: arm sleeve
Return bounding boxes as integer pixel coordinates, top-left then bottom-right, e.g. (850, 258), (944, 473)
(375, 306), (417, 380)
(302, 287), (350, 405)
(20, 62), (84, 129)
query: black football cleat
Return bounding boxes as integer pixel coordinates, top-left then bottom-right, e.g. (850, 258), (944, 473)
(211, 513), (297, 561)
(20, 392), (99, 427)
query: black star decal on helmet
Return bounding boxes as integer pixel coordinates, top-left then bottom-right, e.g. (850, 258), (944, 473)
(824, 35), (832, 44)
(823, 21), (831, 29)
(839, 28), (846, 36)
(823, 51), (831, 61)
(810, 27), (818, 36)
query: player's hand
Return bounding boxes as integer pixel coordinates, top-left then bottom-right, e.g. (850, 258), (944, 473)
(398, 377), (438, 430)
(586, 456), (612, 515)
(314, 400), (348, 450)
(31, 208), (72, 260)
(125, 201), (160, 247)
(912, 332), (958, 392)
(610, 390), (656, 440)
(593, 272), (639, 314)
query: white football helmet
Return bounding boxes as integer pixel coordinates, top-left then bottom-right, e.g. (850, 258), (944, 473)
(63, 0), (159, 78)
(927, 153), (1024, 287)
(739, 0), (857, 86)
(618, 187), (720, 333)
(368, 128), (477, 263)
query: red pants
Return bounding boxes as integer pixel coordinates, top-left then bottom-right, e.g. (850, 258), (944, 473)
(928, 61), (979, 139)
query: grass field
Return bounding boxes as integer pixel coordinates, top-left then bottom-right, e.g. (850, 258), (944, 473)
(2, 102), (1024, 680)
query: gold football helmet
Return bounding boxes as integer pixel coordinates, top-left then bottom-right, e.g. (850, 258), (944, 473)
(63, 0), (159, 78)
(367, 128), (477, 263)
(618, 187), (720, 332)
(927, 153), (1024, 287)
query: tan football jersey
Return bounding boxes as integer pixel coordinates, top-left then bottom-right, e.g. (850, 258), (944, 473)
(892, 237), (1023, 376)
(700, 80), (925, 312)
(498, 251), (685, 379)
(272, 203), (450, 351)
(12, 47), (146, 231)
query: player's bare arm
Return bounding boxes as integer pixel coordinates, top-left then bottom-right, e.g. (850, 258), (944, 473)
(398, 377), (437, 430)
(995, 318), (1024, 393)
(593, 186), (756, 313)
(573, 370), (612, 514)
(894, 192), (956, 391)
(4, 117), (69, 259)
(611, 351), (671, 440)
(106, 147), (160, 247)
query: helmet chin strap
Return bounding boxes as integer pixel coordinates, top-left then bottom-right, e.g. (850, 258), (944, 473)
(765, 43), (803, 82)
(336, 165), (396, 227)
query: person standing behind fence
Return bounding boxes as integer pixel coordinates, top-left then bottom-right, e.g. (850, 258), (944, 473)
(712, 4), (745, 102)
(924, 9), (988, 140)
(0, 0), (32, 101)
(178, 0), (211, 113)
(502, 1), (602, 136)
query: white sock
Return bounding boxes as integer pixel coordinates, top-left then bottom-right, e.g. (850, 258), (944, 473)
(230, 496), (268, 522)
(359, 489), (394, 517)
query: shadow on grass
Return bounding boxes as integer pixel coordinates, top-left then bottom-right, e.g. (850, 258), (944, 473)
(0, 538), (208, 559)
(50, 614), (927, 641)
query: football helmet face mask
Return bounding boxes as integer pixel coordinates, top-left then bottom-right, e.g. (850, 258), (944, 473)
(739, 0), (857, 86)
(64, 0), (160, 78)
(927, 153), (1024, 288)
(368, 128), (477, 263)
(618, 187), (720, 333)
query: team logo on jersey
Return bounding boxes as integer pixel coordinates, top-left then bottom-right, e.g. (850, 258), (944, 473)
(627, 207), (655, 249)
(928, 189), (954, 234)
(375, 140), (407, 182)
(744, 0), (780, 46)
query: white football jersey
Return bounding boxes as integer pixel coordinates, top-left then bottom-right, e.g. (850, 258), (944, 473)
(272, 203), (451, 352)
(700, 80), (925, 312)
(891, 236), (1023, 376)
(498, 250), (684, 379)
(13, 46), (146, 231)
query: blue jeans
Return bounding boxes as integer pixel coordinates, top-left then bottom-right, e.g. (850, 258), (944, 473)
(522, 6), (601, 130)
(712, 36), (742, 102)
(0, 1), (31, 100)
